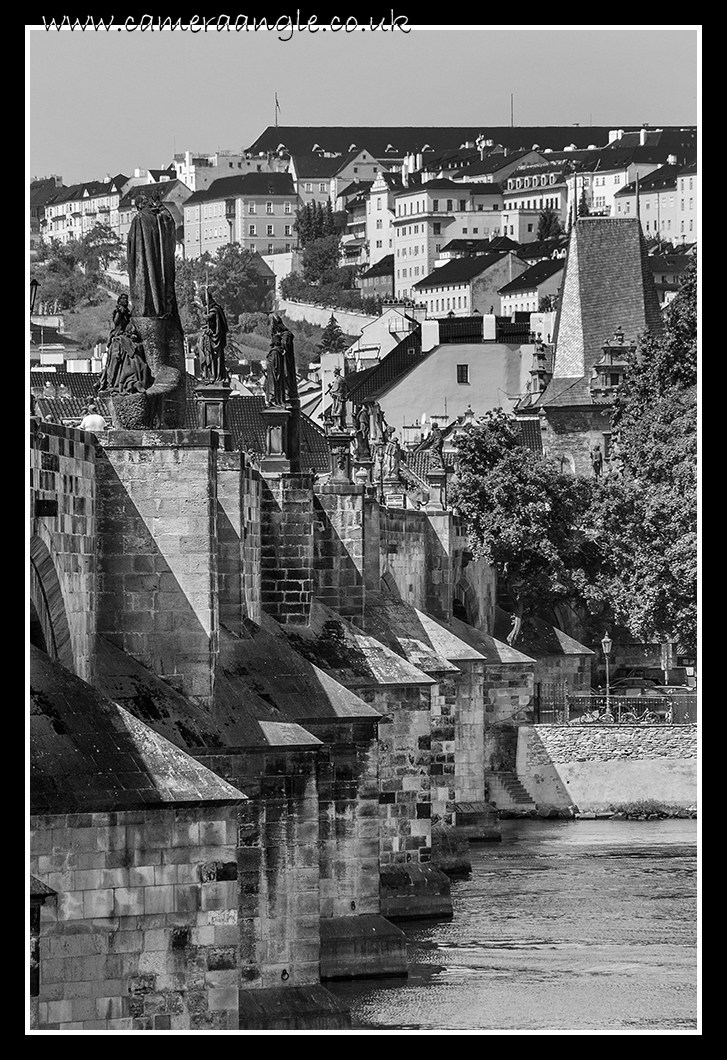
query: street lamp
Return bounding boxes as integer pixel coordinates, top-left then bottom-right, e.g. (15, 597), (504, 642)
(601, 633), (613, 716)
(30, 277), (39, 316)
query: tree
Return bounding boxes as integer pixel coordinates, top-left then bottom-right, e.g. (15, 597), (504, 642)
(302, 234), (342, 285)
(578, 188), (590, 218)
(79, 223), (123, 275)
(587, 261), (698, 652)
(537, 208), (564, 240)
(317, 313), (348, 354)
(450, 410), (599, 644)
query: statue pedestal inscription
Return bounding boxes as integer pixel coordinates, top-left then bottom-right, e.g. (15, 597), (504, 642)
(261, 406), (292, 472)
(327, 430), (354, 484)
(425, 469), (448, 511)
(194, 383), (232, 451)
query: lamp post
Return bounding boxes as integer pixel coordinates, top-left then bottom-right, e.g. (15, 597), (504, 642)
(601, 633), (612, 717)
(30, 277), (39, 316)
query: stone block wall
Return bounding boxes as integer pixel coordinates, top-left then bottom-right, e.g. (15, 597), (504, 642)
(95, 431), (218, 708)
(241, 460), (262, 625)
(452, 517), (497, 632)
(429, 676), (457, 826)
(30, 423), (97, 682)
(540, 405), (613, 478)
(452, 660), (487, 807)
(517, 724), (699, 812)
(357, 686), (433, 869)
(30, 805), (241, 1031)
(216, 452), (245, 635)
(198, 747), (322, 990)
(483, 662), (535, 773)
(313, 484), (365, 627)
(305, 719), (381, 918)
(260, 473), (314, 625)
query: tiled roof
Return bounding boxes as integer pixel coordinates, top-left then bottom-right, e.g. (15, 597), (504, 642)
(346, 328), (423, 404)
(498, 258), (564, 294)
(246, 126), (667, 159)
(185, 171), (296, 205)
(30, 645), (245, 813)
(515, 417), (544, 453)
(412, 252), (506, 289)
(290, 151), (364, 178)
(614, 163), (682, 197)
(516, 237), (569, 261)
(118, 178), (191, 209)
(648, 254), (692, 274)
(540, 217), (663, 403)
(30, 178), (64, 206)
(456, 151), (533, 177)
(360, 254), (394, 279)
(227, 395), (331, 471)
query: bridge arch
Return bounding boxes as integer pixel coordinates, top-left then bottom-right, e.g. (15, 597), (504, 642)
(29, 535), (74, 671)
(453, 578), (480, 627)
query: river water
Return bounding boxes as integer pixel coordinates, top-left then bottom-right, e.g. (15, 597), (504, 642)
(329, 819), (699, 1033)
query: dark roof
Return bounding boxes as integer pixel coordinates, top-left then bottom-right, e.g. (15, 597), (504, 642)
(185, 171), (296, 205)
(360, 254), (394, 279)
(535, 217), (663, 408)
(440, 236), (519, 255)
(456, 151), (534, 177)
(514, 417), (544, 453)
(614, 163), (682, 197)
(290, 150), (366, 178)
(30, 645), (245, 814)
(412, 252), (507, 290)
(118, 178), (191, 210)
(498, 258), (564, 294)
(30, 178), (64, 206)
(246, 126), (673, 159)
(516, 237), (569, 261)
(347, 328), (423, 404)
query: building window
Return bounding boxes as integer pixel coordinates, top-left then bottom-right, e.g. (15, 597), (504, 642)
(267, 225), (274, 236)
(249, 225), (256, 235)
(457, 364), (469, 384)
(433, 223), (441, 235)
(459, 200), (466, 211)
(319, 182), (327, 193)
(462, 228), (468, 235)
(268, 244), (274, 254)
(305, 183), (312, 192)
(376, 219), (382, 229)
(249, 203), (256, 214)
(284, 224), (292, 236)
(285, 243), (291, 252)
(446, 200), (453, 211)
(433, 199), (439, 212)
(284, 202), (292, 214)
(266, 202), (273, 214)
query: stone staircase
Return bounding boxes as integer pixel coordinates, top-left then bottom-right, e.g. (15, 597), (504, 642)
(485, 771), (537, 812)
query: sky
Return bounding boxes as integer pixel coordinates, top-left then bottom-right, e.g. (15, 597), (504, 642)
(27, 24), (700, 186)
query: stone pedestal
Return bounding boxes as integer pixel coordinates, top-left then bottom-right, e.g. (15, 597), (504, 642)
(426, 469), (447, 511)
(194, 382), (232, 451)
(237, 985), (351, 1030)
(353, 458), (374, 492)
(454, 801), (502, 842)
(319, 915), (407, 980)
(379, 864), (453, 921)
(261, 406), (292, 472)
(383, 477), (406, 508)
(327, 430), (354, 484)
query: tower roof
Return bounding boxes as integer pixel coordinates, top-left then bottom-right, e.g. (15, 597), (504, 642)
(536, 217), (663, 407)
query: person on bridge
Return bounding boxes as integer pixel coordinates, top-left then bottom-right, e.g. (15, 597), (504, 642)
(79, 403), (107, 432)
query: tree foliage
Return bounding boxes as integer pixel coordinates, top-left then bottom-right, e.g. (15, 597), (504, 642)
(294, 200), (337, 247)
(175, 243), (274, 333)
(451, 410), (599, 640)
(537, 208), (564, 240)
(586, 261), (698, 651)
(317, 314), (348, 354)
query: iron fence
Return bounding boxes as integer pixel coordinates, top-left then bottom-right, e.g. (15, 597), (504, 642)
(536, 694), (698, 726)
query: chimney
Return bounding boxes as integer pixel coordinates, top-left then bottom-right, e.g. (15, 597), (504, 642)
(667, 154), (677, 165)
(639, 128), (648, 146)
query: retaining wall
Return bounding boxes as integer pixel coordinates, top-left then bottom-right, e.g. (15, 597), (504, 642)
(517, 724), (698, 812)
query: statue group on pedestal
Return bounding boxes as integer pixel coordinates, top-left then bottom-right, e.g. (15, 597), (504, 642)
(96, 293), (154, 397)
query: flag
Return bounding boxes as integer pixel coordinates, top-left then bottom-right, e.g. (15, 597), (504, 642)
(275, 93), (281, 116)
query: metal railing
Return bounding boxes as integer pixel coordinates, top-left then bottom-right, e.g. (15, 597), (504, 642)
(536, 695), (697, 726)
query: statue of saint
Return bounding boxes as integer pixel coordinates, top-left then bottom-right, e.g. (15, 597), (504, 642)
(353, 403), (371, 459)
(99, 323), (153, 396)
(383, 425), (401, 479)
(199, 292), (230, 384)
(428, 421), (445, 471)
(591, 444), (604, 478)
(326, 366), (347, 430)
(97, 294), (131, 392)
(127, 195), (179, 319)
